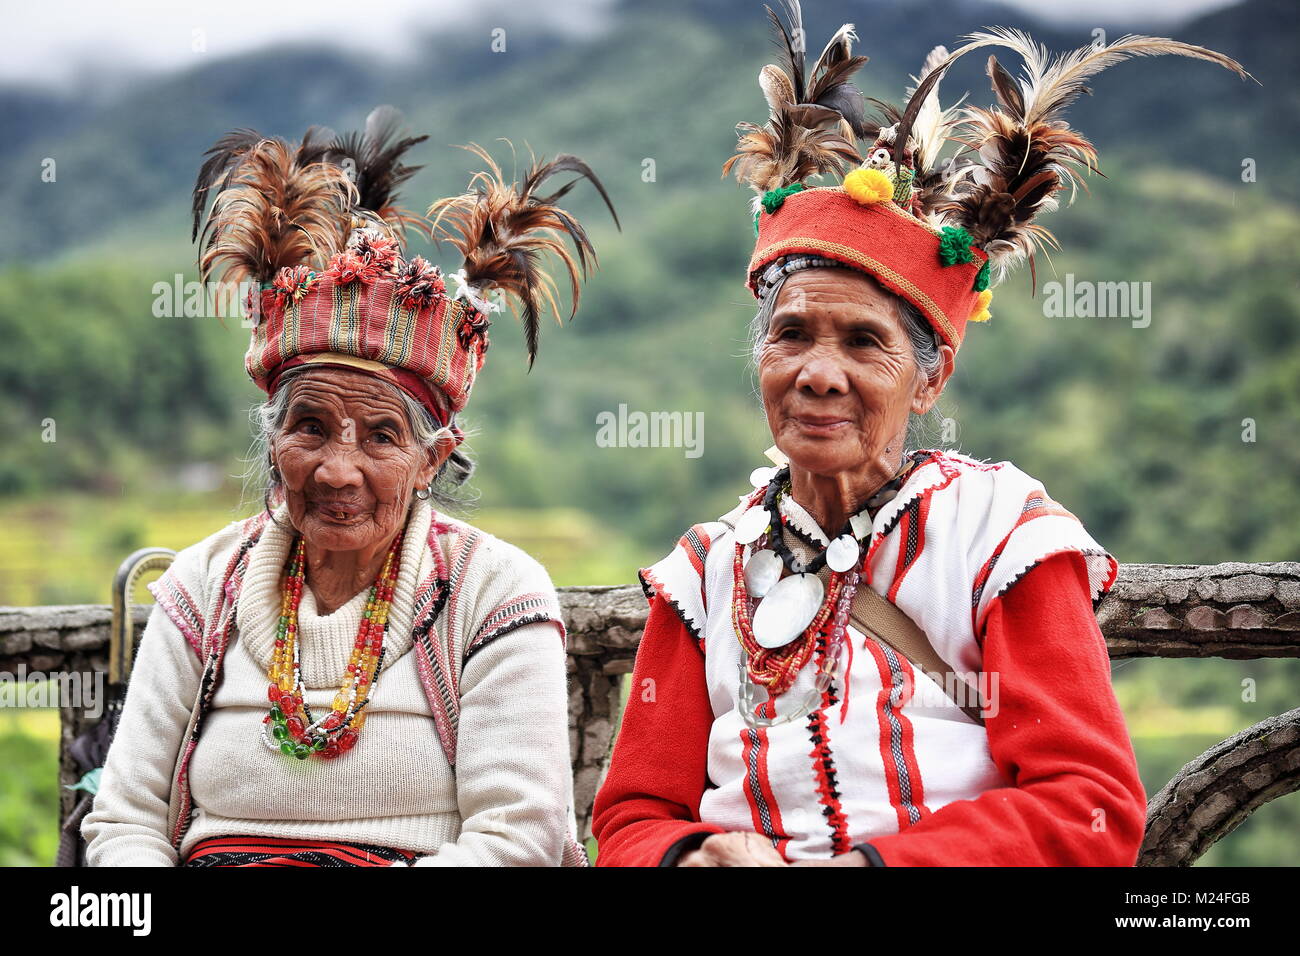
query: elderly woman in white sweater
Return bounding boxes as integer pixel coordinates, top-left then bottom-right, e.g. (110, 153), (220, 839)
(81, 111), (616, 867)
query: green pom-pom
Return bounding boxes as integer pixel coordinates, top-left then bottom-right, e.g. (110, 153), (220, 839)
(938, 226), (976, 266)
(973, 259), (990, 292)
(753, 209), (761, 236)
(760, 183), (807, 215)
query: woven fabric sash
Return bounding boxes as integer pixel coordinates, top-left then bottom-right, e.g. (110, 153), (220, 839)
(183, 835), (419, 867)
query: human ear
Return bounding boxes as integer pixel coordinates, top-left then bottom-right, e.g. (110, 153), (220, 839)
(418, 430), (455, 487)
(911, 343), (956, 415)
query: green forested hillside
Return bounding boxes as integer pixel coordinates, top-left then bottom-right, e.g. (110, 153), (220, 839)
(1, 0), (1295, 560)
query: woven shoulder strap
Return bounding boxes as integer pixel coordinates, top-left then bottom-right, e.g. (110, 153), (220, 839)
(849, 586), (985, 726)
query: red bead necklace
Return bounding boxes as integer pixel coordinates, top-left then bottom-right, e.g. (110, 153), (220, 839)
(731, 480), (848, 698)
(261, 528), (404, 760)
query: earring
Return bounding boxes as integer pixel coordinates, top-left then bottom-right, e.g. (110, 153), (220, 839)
(414, 484), (431, 501)
(268, 456), (281, 483)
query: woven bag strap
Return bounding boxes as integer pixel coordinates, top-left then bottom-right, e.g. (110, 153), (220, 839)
(849, 584), (985, 726)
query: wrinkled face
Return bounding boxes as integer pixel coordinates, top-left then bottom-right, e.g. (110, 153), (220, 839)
(758, 268), (939, 479)
(271, 367), (440, 553)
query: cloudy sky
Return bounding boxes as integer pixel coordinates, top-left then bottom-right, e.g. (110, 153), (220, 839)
(6, 0), (1243, 87)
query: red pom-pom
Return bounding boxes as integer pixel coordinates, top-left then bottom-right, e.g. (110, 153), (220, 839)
(325, 250), (381, 285)
(349, 231), (400, 271)
(270, 265), (315, 305)
(394, 255), (444, 310)
(457, 308), (492, 351)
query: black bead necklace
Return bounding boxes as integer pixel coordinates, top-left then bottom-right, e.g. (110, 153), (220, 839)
(763, 451), (927, 576)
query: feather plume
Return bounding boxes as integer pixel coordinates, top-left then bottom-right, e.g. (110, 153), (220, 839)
(862, 98), (902, 141)
(427, 143), (619, 367)
(192, 125), (339, 243)
(907, 46), (961, 174)
(191, 128), (262, 243)
(193, 105), (433, 288)
(865, 46), (975, 220)
(321, 105), (431, 242)
(888, 45), (967, 175)
(723, 1), (868, 195)
(935, 28), (1256, 281)
(974, 27), (1256, 130)
(197, 136), (356, 288)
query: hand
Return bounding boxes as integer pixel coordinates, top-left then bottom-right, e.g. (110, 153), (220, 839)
(677, 832), (788, 867)
(788, 849), (869, 867)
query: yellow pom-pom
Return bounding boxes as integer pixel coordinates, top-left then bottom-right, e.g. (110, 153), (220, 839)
(969, 289), (993, 323)
(843, 167), (893, 205)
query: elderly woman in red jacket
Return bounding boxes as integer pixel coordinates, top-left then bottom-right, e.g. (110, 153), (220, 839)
(593, 10), (1249, 866)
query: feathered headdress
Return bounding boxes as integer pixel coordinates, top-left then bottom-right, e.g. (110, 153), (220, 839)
(191, 107), (617, 435)
(927, 29), (1256, 284)
(737, 15), (1257, 351)
(428, 143), (620, 367)
(192, 128), (357, 289)
(723, 1), (868, 214)
(192, 105), (432, 287)
(321, 104), (433, 242)
(862, 45), (974, 222)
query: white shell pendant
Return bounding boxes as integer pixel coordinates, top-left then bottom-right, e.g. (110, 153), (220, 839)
(734, 506), (771, 545)
(826, 533), (861, 573)
(752, 573), (824, 649)
(849, 511), (873, 541)
(749, 465), (777, 489)
(743, 548), (783, 598)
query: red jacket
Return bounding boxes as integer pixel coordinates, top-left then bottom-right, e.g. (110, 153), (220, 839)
(592, 550), (1147, 866)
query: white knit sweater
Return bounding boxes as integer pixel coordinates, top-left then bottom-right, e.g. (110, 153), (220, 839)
(81, 499), (574, 866)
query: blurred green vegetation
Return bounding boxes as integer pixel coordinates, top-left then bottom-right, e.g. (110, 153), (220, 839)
(0, 709), (60, 867)
(1113, 656), (1300, 865)
(0, 0), (1296, 865)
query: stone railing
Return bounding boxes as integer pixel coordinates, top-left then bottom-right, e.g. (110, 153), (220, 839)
(2, 560), (1298, 865)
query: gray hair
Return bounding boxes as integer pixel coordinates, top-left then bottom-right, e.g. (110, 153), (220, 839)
(241, 364), (476, 517)
(748, 258), (948, 451)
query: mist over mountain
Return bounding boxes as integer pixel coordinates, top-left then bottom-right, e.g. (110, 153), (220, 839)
(1, 0), (1292, 264)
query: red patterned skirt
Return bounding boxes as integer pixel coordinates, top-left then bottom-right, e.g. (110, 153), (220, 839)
(184, 835), (421, 867)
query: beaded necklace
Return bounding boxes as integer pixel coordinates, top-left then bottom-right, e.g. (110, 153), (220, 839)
(732, 452), (925, 727)
(261, 528), (404, 760)
(765, 457), (922, 575)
